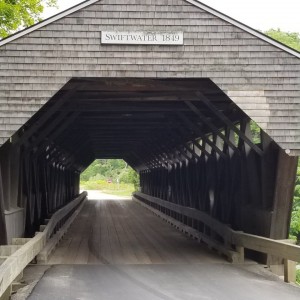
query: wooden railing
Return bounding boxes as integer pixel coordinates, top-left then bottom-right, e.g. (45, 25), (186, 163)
(134, 192), (300, 283)
(0, 192), (87, 298)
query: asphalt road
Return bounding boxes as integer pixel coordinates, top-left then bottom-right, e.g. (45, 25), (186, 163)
(27, 264), (300, 300)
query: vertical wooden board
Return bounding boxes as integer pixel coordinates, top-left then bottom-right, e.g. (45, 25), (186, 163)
(0, 164), (7, 245)
(270, 150), (298, 239)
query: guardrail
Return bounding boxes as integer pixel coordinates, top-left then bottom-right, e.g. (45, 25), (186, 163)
(0, 192), (87, 298)
(134, 192), (300, 283)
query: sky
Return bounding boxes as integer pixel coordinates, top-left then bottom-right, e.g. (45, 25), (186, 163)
(43, 0), (300, 33)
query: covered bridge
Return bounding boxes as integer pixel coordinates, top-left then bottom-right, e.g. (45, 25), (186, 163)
(0, 0), (299, 271)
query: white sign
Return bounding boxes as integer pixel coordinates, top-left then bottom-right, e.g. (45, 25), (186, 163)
(101, 31), (183, 45)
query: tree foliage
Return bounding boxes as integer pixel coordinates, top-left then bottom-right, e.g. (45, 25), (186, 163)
(0, 0), (57, 38)
(249, 120), (261, 145)
(293, 162), (300, 284)
(80, 159), (139, 190)
(265, 28), (300, 52)
(290, 160), (300, 241)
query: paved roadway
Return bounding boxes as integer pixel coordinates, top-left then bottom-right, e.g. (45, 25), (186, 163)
(25, 191), (300, 300)
(27, 263), (300, 300)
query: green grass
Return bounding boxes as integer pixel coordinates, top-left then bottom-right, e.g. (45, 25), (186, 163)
(297, 268), (300, 285)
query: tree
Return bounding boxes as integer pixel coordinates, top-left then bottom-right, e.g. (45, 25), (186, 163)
(290, 160), (300, 241)
(80, 159), (139, 187)
(0, 0), (57, 38)
(265, 28), (300, 51)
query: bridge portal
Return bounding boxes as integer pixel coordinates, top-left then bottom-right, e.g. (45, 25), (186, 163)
(0, 0), (299, 297)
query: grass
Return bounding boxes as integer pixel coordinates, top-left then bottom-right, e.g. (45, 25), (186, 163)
(80, 179), (135, 197)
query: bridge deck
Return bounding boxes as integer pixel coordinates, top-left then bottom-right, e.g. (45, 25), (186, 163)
(48, 195), (223, 265)
(24, 193), (300, 300)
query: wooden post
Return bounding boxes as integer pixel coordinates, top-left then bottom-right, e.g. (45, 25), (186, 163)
(0, 144), (11, 211)
(282, 239), (297, 283)
(284, 259), (297, 283)
(268, 149), (298, 269)
(0, 164), (7, 245)
(0, 284), (11, 300)
(260, 132), (279, 210)
(236, 245), (245, 264)
(269, 149), (298, 239)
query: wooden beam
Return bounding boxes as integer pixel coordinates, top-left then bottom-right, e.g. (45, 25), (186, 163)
(134, 192), (232, 239)
(0, 193), (86, 298)
(0, 164), (7, 244)
(177, 112), (226, 158)
(269, 149), (298, 239)
(185, 101), (238, 152)
(162, 125), (197, 160)
(142, 139), (172, 166)
(14, 88), (79, 146)
(232, 232), (300, 263)
(57, 105), (192, 112)
(31, 111), (79, 149)
(195, 93), (263, 156)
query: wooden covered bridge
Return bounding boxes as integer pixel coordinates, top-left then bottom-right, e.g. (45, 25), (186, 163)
(0, 0), (299, 299)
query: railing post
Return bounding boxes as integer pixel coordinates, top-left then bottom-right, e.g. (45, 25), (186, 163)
(282, 239), (298, 283)
(236, 245), (245, 264)
(0, 284), (11, 300)
(284, 259), (297, 283)
(231, 231), (245, 264)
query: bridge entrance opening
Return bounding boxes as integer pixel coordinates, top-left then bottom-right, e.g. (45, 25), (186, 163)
(0, 77), (298, 279)
(1, 77), (296, 244)
(0, 0), (299, 296)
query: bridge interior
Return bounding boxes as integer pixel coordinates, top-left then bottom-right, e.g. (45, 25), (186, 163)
(0, 77), (299, 299)
(0, 77), (296, 247)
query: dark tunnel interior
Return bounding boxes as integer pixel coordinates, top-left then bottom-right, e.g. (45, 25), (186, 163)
(0, 78), (285, 242)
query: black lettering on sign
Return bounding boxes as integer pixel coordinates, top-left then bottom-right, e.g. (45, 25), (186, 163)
(102, 31), (183, 45)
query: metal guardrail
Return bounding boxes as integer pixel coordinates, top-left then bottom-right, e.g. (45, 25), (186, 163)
(0, 192), (87, 298)
(134, 192), (300, 283)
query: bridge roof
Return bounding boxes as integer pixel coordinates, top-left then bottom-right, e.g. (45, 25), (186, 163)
(1, 0), (299, 58)
(0, 0), (299, 159)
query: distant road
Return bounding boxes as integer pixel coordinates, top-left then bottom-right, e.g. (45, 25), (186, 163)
(81, 189), (132, 200)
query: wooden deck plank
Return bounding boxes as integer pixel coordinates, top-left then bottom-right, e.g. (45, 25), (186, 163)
(48, 199), (225, 265)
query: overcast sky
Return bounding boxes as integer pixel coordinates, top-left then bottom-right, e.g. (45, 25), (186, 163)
(43, 0), (300, 33)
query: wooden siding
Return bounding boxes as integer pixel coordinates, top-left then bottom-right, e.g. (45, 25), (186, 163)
(0, 0), (299, 153)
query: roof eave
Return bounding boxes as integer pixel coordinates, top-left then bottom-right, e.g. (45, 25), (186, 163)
(0, 0), (299, 59)
(186, 0), (300, 58)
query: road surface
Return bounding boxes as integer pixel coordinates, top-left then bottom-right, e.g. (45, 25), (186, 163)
(24, 192), (300, 299)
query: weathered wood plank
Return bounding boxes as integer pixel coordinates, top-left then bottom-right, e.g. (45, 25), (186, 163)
(134, 192), (233, 240)
(48, 198), (225, 265)
(232, 232), (300, 263)
(134, 196), (241, 263)
(270, 150), (298, 239)
(135, 192), (300, 264)
(0, 192), (86, 298)
(37, 198), (87, 263)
